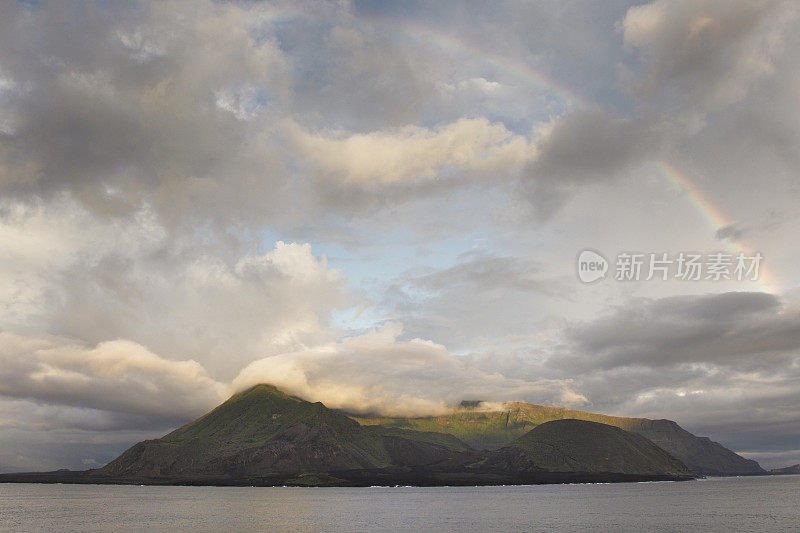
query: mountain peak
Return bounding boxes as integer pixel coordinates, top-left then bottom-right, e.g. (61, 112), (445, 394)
(231, 383), (301, 401)
(93, 384), (478, 482)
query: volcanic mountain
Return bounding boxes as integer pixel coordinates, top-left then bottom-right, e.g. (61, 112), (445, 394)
(1, 384), (723, 486)
(353, 402), (764, 476)
(95, 384), (470, 482)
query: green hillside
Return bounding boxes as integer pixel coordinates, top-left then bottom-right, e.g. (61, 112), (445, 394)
(354, 410), (528, 449)
(96, 384), (469, 480)
(161, 384), (386, 462)
(353, 402), (764, 475)
(352, 403), (650, 449)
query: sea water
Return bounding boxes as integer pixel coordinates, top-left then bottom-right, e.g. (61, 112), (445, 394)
(1, 475), (797, 532)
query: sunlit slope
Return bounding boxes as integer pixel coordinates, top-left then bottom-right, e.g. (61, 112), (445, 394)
(353, 402), (764, 475)
(352, 403), (644, 449)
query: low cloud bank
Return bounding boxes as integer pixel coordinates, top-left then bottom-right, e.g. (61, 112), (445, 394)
(0, 333), (227, 420)
(233, 322), (588, 417)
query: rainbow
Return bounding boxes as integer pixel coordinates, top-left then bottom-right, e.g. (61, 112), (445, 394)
(387, 21), (594, 109)
(258, 7), (591, 107)
(654, 161), (776, 293)
(655, 161), (731, 231)
(258, 8), (779, 292)
(373, 17), (779, 293)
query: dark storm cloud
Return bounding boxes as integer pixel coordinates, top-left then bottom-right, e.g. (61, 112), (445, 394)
(0, 0), (290, 227)
(560, 292), (799, 370)
(528, 110), (663, 182)
(715, 223), (747, 242)
(518, 108), (671, 218)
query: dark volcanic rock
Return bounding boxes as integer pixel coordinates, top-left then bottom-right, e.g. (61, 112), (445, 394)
(770, 464), (800, 475)
(473, 419), (694, 477)
(626, 419), (765, 476)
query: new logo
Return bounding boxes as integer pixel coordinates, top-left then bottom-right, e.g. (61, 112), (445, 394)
(577, 249), (608, 283)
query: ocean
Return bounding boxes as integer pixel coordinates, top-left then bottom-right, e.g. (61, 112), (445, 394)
(1, 475), (797, 532)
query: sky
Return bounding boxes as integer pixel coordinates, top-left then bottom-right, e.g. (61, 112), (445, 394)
(0, 0), (799, 471)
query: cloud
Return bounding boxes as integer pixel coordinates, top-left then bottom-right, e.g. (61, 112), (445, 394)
(287, 22), (439, 130)
(504, 0), (795, 221)
(516, 108), (664, 218)
(0, 396), (185, 472)
(561, 291), (798, 370)
(55, 238), (350, 378)
(528, 109), (664, 183)
(288, 117), (534, 186)
(0, 0), (289, 226)
(233, 322), (588, 417)
(0, 197), (351, 378)
(576, 362), (800, 469)
(381, 253), (569, 352)
(622, 0), (793, 109)
(0, 333), (227, 420)
(715, 223), (747, 242)
(0, 0), (547, 229)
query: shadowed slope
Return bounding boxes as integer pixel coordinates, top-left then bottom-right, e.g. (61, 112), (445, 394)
(473, 419), (693, 476)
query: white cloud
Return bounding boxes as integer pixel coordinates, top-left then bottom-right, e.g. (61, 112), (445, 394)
(288, 117), (534, 185)
(0, 197), (351, 378)
(0, 333), (226, 419)
(233, 322), (588, 417)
